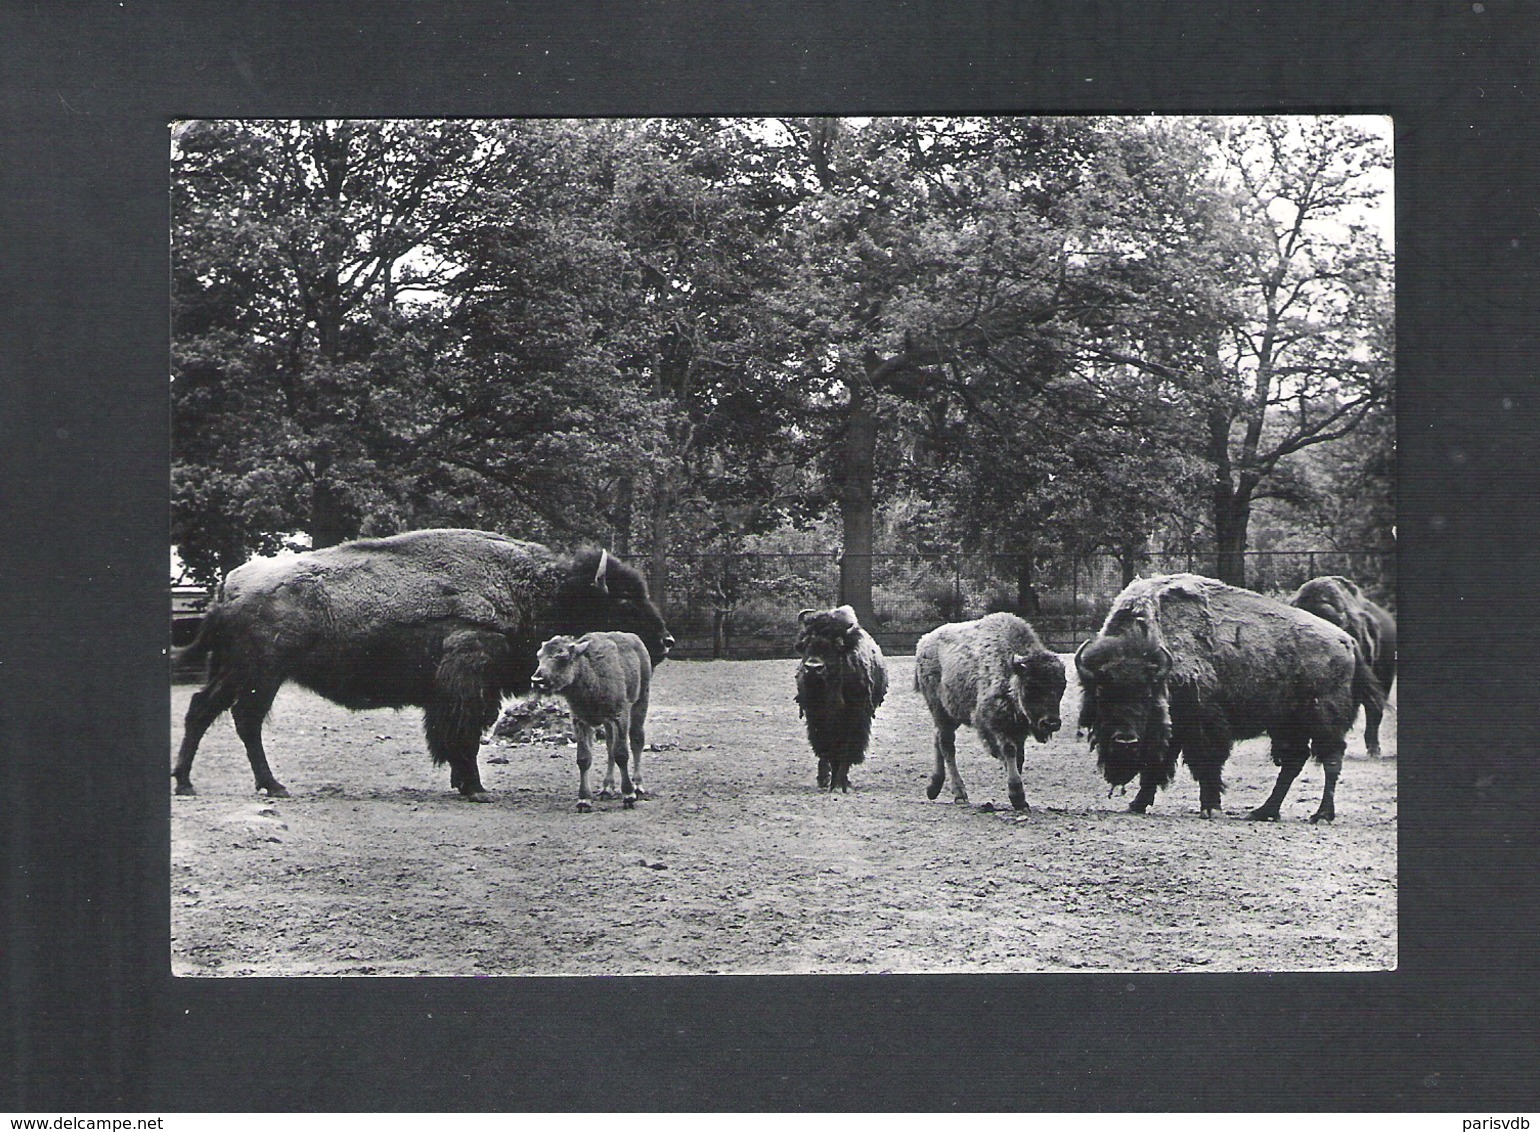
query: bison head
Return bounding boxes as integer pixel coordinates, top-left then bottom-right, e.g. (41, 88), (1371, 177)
(1292, 576), (1369, 647)
(552, 549), (674, 664)
(1074, 634), (1173, 786)
(795, 606), (864, 705)
(530, 635), (590, 694)
(1008, 650), (1067, 743)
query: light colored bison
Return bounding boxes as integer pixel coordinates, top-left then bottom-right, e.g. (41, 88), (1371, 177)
(173, 530), (672, 802)
(1075, 573), (1384, 822)
(914, 612), (1067, 812)
(794, 605), (889, 792)
(531, 631), (652, 812)
(1290, 575), (1396, 756)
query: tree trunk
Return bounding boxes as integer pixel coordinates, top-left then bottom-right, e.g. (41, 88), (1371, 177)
(1212, 483), (1251, 588)
(1206, 407), (1249, 588)
(1014, 554), (1042, 617)
(307, 441), (355, 549)
(309, 481), (355, 550)
(611, 475), (634, 557)
(647, 474), (674, 616)
(838, 377), (879, 628)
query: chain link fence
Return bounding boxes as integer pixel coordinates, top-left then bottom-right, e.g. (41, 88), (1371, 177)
(655, 548), (1395, 658)
(171, 546), (1394, 670)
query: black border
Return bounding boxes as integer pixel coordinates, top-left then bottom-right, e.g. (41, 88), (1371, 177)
(5, 0), (1538, 1112)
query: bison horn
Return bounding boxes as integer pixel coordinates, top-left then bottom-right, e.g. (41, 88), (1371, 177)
(1073, 638), (1094, 678)
(1154, 643), (1174, 678)
(797, 608), (815, 624)
(594, 549), (610, 595)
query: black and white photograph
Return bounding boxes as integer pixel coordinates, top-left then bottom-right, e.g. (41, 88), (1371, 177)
(9, 2), (1538, 1114)
(168, 114), (1398, 976)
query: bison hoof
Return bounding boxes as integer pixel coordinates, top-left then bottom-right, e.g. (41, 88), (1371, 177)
(925, 778), (944, 800)
(1309, 811), (1335, 824)
(173, 782), (196, 796)
(1246, 807), (1279, 822)
(463, 791), (492, 803)
(1127, 801), (1149, 814)
(576, 799), (593, 813)
(623, 796), (636, 810)
(597, 789), (615, 800)
(259, 785), (290, 799)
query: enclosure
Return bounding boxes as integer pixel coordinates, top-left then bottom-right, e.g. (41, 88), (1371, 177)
(171, 653), (1396, 976)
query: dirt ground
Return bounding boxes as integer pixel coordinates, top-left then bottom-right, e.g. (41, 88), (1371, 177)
(171, 655), (1396, 976)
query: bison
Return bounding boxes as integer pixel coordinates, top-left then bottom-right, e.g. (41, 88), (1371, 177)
(172, 529), (673, 802)
(531, 631), (652, 812)
(1074, 573), (1384, 823)
(794, 605), (889, 792)
(913, 612), (1067, 812)
(1290, 575), (1396, 756)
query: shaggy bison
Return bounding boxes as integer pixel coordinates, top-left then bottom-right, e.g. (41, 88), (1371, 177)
(1291, 575), (1396, 756)
(173, 529), (672, 802)
(794, 606), (889, 792)
(914, 612), (1067, 812)
(1075, 573), (1384, 823)
(531, 631), (652, 812)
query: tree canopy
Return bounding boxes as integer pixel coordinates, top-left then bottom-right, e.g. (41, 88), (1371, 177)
(172, 115), (1393, 605)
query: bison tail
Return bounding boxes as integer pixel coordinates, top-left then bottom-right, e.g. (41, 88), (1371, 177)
(1352, 643), (1389, 716)
(171, 606), (223, 673)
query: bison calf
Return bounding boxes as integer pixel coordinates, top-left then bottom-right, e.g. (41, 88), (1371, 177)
(794, 606), (889, 792)
(1075, 573), (1385, 822)
(914, 612), (1067, 812)
(1291, 576), (1396, 757)
(531, 632), (652, 812)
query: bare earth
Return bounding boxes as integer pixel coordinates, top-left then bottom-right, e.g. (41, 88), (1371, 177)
(171, 656), (1396, 976)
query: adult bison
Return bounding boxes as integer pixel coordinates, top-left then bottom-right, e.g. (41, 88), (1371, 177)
(914, 612), (1067, 812)
(1074, 573), (1383, 823)
(1290, 576), (1396, 756)
(173, 529), (673, 802)
(794, 605), (889, 792)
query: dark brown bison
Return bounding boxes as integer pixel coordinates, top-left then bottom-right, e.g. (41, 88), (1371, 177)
(1074, 573), (1384, 823)
(914, 612), (1067, 812)
(531, 631), (652, 812)
(794, 606), (889, 792)
(172, 529), (673, 802)
(1290, 576), (1396, 756)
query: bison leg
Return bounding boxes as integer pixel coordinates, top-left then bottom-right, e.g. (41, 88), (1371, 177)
(229, 678), (288, 798)
(574, 722), (598, 812)
(985, 731), (1029, 812)
(173, 672), (241, 795)
(602, 699), (650, 801)
(1309, 736), (1345, 823)
(426, 631), (506, 802)
(832, 760), (852, 792)
(927, 721), (968, 804)
(629, 694), (648, 799)
(1248, 735), (1309, 821)
(1363, 700), (1384, 758)
(1128, 770), (1162, 813)
(818, 758), (833, 790)
(608, 719), (638, 809)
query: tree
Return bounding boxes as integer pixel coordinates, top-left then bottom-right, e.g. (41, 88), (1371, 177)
(172, 120), (508, 579)
(1076, 117), (1394, 586)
